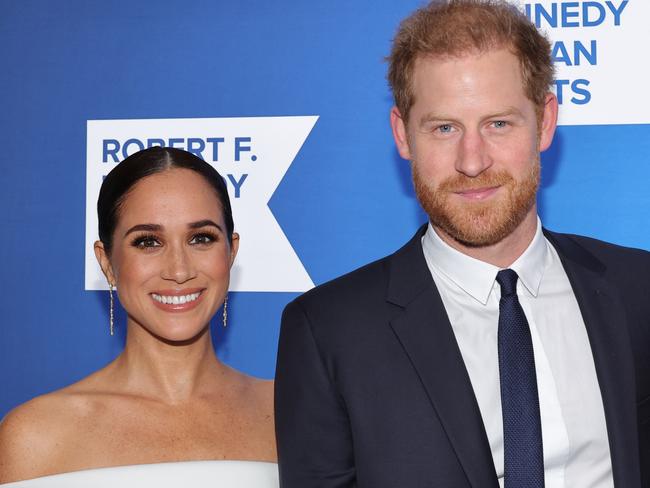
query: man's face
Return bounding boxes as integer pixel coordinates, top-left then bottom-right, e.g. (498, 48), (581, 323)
(391, 48), (557, 248)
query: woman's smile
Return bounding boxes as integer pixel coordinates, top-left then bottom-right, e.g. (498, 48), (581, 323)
(150, 288), (205, 312)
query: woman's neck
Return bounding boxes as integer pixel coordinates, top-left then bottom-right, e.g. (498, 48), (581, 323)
(108, 323), (226, 405)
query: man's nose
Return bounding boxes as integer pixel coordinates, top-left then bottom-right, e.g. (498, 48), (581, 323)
(455, 130), (493, 177)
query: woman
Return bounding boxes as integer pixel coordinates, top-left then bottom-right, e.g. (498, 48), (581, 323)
(0, 147), (277, 486)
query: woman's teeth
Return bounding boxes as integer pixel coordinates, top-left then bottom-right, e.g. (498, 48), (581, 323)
(151, 292), (201, 305)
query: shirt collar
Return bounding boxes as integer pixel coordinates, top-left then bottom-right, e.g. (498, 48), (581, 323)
(509, 218), (547, 299)
(421, 217), (547, 305)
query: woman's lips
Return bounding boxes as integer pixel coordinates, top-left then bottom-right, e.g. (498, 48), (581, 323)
(150, 288), (205, 312)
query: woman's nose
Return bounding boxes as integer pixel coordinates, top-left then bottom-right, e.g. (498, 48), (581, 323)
(162, 245), (196, 283)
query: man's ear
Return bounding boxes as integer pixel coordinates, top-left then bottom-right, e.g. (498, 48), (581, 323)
(538, 92), (559, 152)
(390, 106), (413, 160)
(94, 241), (116, 285)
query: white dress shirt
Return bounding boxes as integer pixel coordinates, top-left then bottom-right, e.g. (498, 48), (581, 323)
(421, 219), (614, 488)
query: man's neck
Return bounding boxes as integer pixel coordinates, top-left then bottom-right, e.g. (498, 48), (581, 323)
(433, 210), (538, 268)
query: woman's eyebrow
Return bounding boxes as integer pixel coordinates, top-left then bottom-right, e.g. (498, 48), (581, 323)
(124, 223), (162, 237)
(188, 220), (223, 232)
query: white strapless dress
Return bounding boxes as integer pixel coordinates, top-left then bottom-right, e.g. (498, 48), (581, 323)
(1, 460), (279, 487)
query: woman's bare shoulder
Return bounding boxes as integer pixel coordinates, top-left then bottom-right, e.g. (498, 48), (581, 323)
(0, 379), (111, 483)
(218, 369), (276, 461)
(251, 377), (274, 408)
(0, 392), (69, 481)
(223, 366), (273, 403)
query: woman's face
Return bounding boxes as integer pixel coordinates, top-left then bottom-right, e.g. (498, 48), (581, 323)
(95, 168), (238, 342)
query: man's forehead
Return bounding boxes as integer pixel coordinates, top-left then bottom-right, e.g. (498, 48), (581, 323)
(411, 48), (523, 90)
(407, 48), (536, 124)
(413, 43), (517, 68)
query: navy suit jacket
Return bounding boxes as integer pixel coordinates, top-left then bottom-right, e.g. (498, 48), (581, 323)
(275, 226), (650, 488)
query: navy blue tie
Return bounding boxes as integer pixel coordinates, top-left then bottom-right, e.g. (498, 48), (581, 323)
(496, 269), (544, 488)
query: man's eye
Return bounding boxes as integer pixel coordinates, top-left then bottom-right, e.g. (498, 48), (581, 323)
(437, 124), (453, 133)
(492, 120), (508, 128)
(190, 233), (216, 245)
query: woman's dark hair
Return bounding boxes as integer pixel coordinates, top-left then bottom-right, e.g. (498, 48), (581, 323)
(98, 146), (234, 254)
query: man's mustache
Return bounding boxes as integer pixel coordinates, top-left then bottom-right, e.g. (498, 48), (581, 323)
(436, 170), (514, 193)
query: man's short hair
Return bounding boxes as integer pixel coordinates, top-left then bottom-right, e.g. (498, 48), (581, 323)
(387, 0), (554, 123)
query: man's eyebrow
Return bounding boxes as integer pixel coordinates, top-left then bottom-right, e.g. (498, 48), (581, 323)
(188, 220), (223, 232)
(124, 223), (162, 237)
(484, 107), (525, 119)
(418, 113), (456, 126)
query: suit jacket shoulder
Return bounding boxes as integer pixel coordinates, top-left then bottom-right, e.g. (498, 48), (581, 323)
(296, 225), (432, 301)
(544, 230), (650, 277)
(289, 225), (431, 334)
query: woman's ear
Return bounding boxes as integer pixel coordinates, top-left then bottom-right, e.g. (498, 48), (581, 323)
(229, 233), (240, 268)
(94, 241), (116, 285)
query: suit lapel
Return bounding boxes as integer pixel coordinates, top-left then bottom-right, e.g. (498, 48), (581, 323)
(387, 227), (499, 488)
(545, 231), (641, 488)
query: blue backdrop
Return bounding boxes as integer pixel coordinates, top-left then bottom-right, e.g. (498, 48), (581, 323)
(1, 0), (649, 418)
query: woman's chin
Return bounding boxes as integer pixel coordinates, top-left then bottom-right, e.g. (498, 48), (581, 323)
(140, 322), (212, 346)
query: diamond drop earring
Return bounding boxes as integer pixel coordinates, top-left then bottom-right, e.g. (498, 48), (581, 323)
(222, 294), (228, 328)
(108, 283), (115, 336)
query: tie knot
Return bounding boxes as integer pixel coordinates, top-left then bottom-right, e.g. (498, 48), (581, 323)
(496, 269), (519, 296)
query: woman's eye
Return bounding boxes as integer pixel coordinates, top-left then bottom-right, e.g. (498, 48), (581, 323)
(190, 233), (216, 245)
(132, 235), (161, 249)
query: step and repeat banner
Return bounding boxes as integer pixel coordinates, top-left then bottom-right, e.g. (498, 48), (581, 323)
(1, 0), (649, 417)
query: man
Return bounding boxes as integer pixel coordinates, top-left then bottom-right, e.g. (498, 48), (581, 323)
(275, 1), (650, 487)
